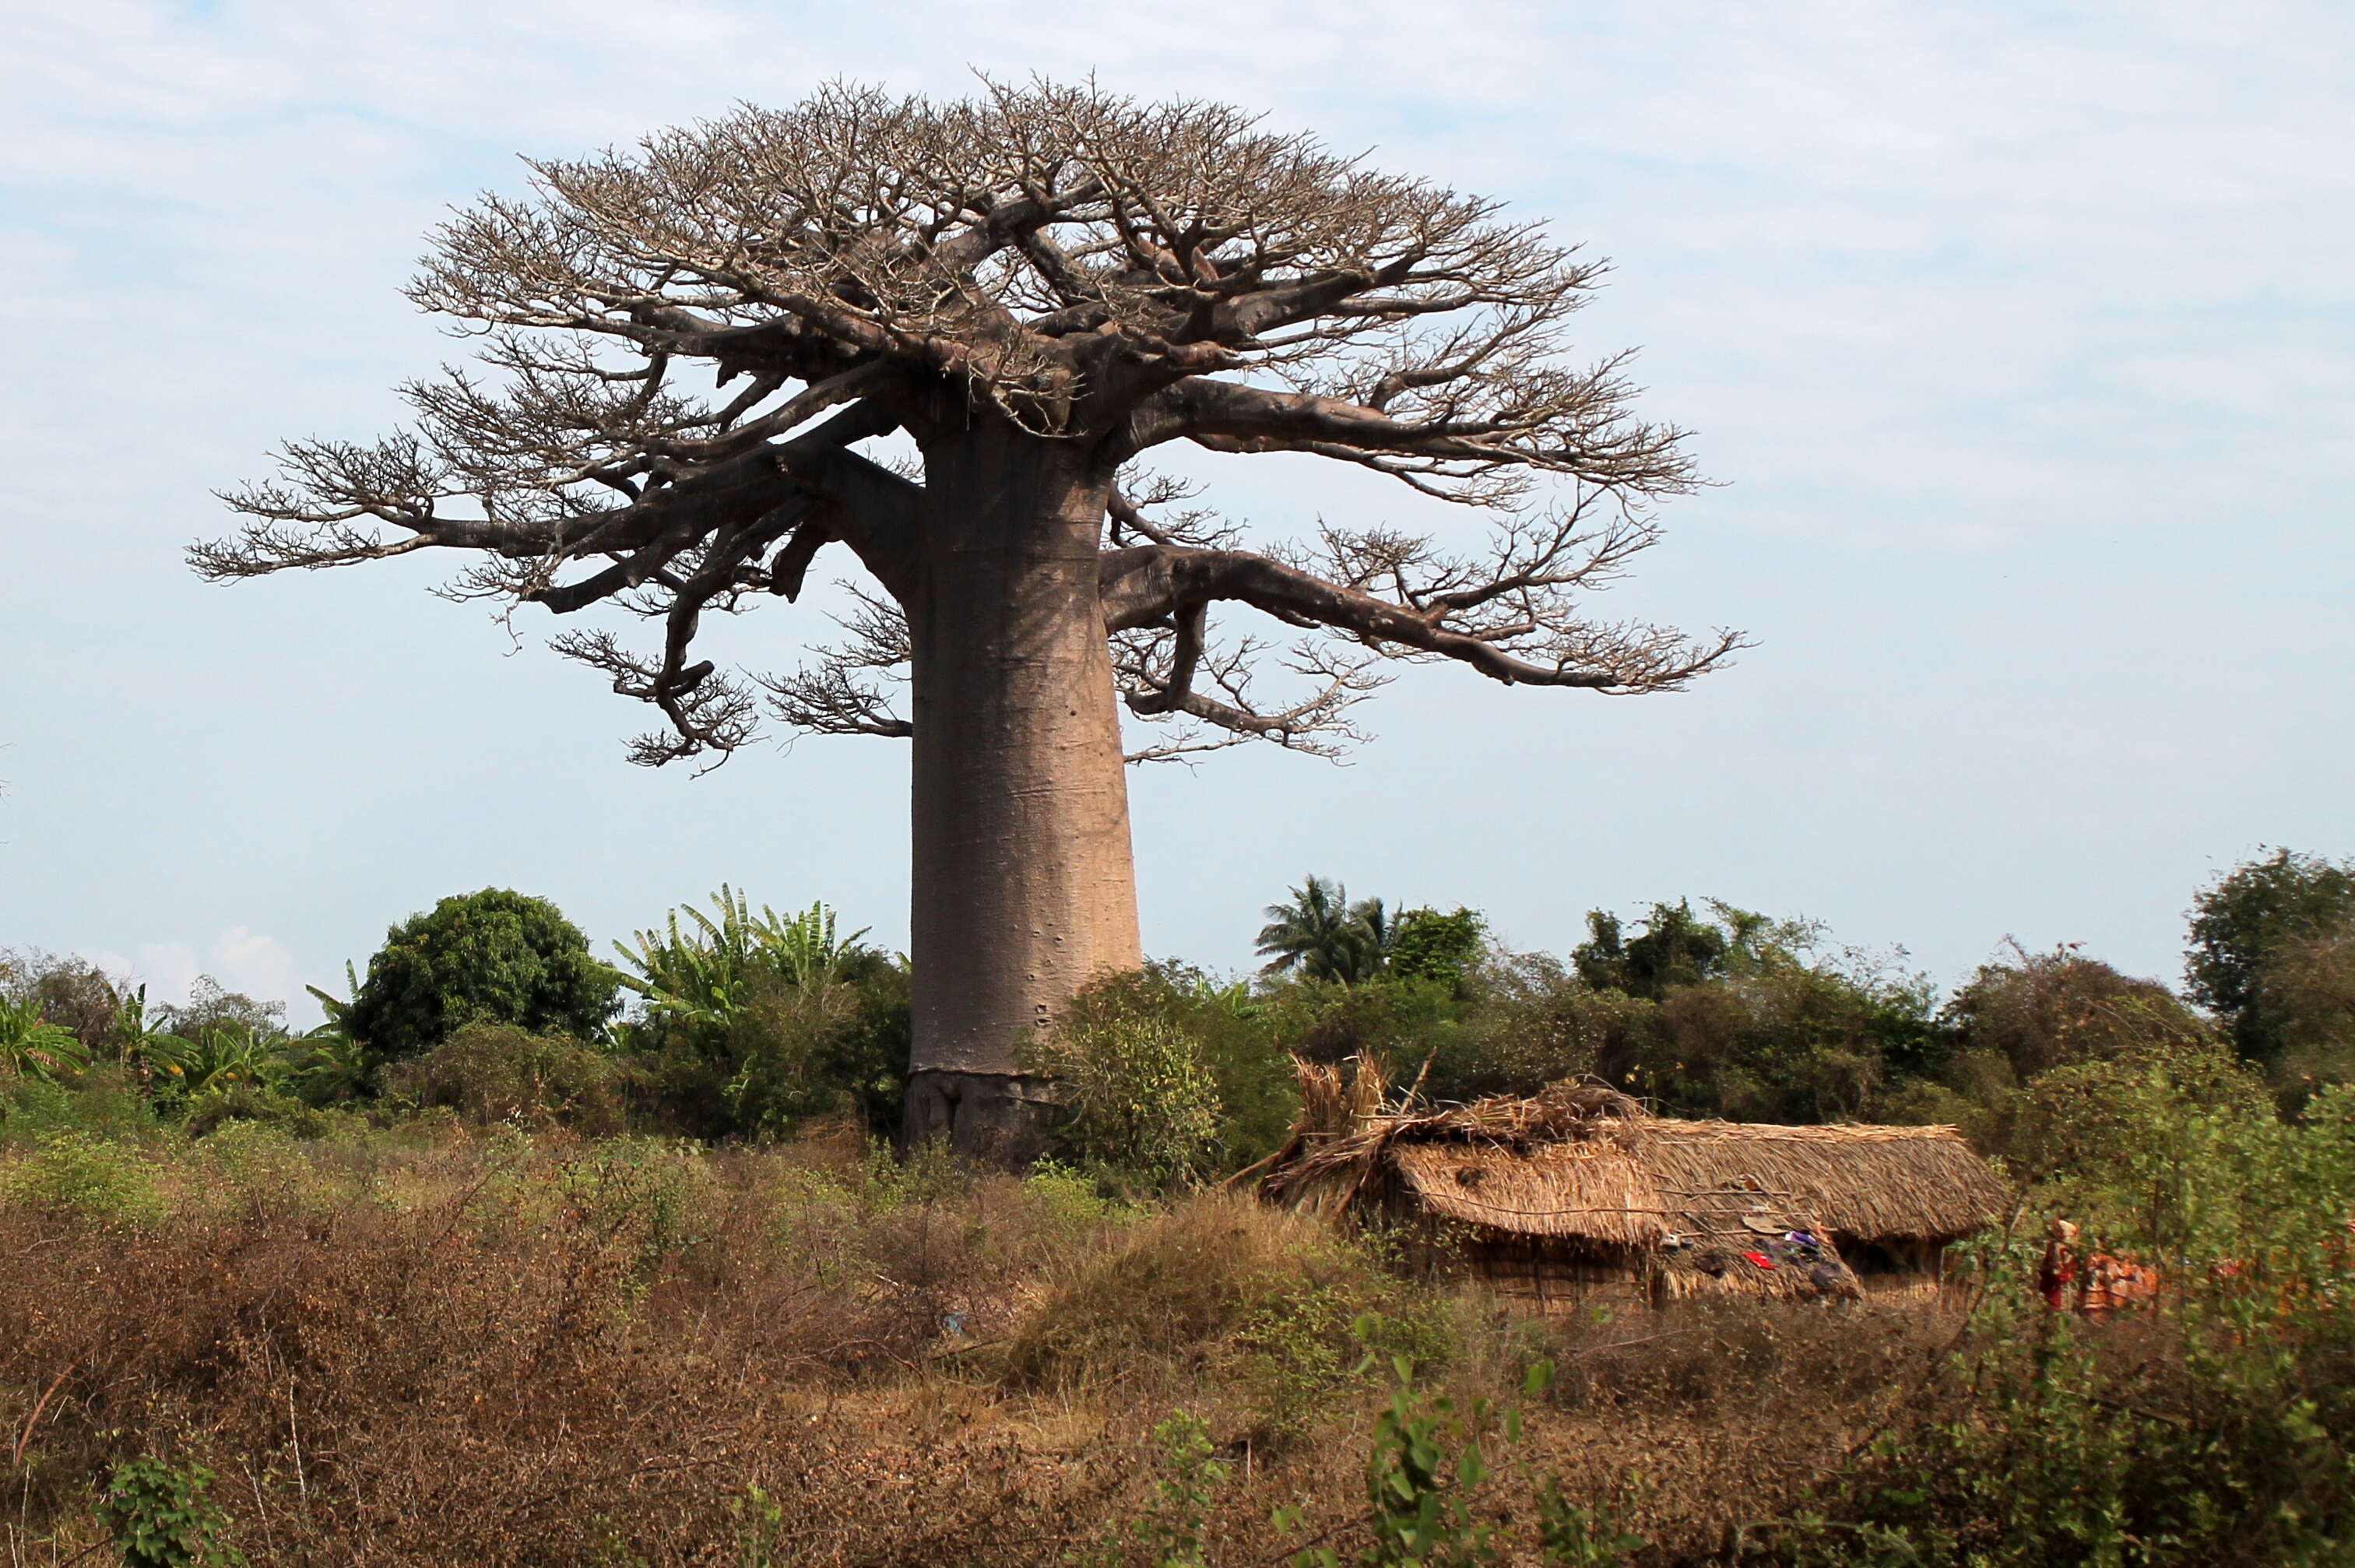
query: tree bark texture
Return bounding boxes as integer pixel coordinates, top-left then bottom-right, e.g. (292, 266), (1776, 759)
(901, 425), (1143, 1157)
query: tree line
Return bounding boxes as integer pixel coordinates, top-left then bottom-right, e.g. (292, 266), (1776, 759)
(5, 847), (2349, 1189)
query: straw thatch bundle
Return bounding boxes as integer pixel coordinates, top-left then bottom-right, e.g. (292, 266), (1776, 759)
(1389, 1141), (1662, 1246)
(1639, 1120), (2006, 1243)
(1255, 1066), (2005, 1257)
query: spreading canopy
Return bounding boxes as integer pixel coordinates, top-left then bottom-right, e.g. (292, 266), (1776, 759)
(196, 79), (1740, 765)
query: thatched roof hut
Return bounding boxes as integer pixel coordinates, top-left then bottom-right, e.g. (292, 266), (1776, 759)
(1254, 1071), (2009, 1306)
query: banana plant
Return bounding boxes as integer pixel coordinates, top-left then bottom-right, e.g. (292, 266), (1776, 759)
(613, 887), (871, 1051)
(0, 993), (90, 1081)
(106, 986), (197, 1088)
(283, 962), (374, 1101)
(770, 901), (870, 1008)
(173, 1025), (285, 1095)
(303, 961), (361, 1036)
(282, 1028), (368, 1102)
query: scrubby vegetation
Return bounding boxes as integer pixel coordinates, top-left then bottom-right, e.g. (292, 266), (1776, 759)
(4, 848), (2354, 1564)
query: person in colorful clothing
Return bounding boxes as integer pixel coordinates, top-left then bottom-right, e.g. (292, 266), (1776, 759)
(2039, 1218), (2082, 1312)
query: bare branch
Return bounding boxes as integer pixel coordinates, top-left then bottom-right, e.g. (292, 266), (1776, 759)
(549, 628), (760, 768)
(754, 585), (916, 740)
(1113, 617), (1384, 762)
(1100, 504), (1745, 694)
(1135, 367), (1696, 503)
(203, 79), (1730, 770)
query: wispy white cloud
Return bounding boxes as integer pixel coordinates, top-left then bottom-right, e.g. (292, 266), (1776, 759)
(75, 930), (303, 1022)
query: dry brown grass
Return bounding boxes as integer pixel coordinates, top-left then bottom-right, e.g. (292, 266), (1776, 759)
(0, 1123), (1955, 1566)
(1003, 1192), (1351, 1393)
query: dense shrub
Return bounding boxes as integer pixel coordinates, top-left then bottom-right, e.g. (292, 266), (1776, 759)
(1640, 958), (1931, 1122)
(614, 892), (907, 1140)
(1572, 900), (1730, 999)
(1023, 975), (1224, 1188)
(0, 947), (125, 1051)
(1024, 965), (1299, 1184)
(2262, 920), (2355, 1104)
(1946, 943), (2196, 1081)
(1989, 1012), (2265, 1187)
(156, 977), (286, 1051)
(1000, 1191), (1443, 1433)
(1796, 1087), (2355, 1567)
(624, 951), (907, 1140)
(1256, 972), (1473, 1082)
(178, 1081), (346, 1139)
(0, 1066), (156, 1144)
(0, 1128), (1144, 1566)
(0, 1130), (167, 1227)
(12, 860), (2355, 1563)
(347, 888), (618, 1065)
(380, 1021), (634, 1134)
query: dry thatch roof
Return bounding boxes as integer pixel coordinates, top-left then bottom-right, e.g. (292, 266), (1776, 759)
(1257, 1069), (2006, 1248)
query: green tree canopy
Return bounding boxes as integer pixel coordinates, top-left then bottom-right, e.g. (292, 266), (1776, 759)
(347, 889), (618, 1064)
(1387, 907), (1489, 990)
(1572, 900), (1729, 1000)
(1948, 944), (2198, 1081)
(2187, 849), (2355, 1063)
(2260, 923), (2355, 1102)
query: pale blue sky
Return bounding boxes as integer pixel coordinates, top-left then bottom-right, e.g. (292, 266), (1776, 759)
(2, 0), (2349, 1021)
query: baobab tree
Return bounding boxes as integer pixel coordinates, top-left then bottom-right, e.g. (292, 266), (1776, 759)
(195, 81), (1740, 1155)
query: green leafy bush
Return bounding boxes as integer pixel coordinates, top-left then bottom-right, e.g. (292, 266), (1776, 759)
(1573, 902), (1728, 1000)
(1004, 1193), (1451, 1420)
(180, 1080), (343, 1139)
(0, 1067), (156, 1144)
(1421, 955), (1647, 1103)
(1021, 978), (1225, 1189)
(557, 1134), (722, 1270)
(1796, 1084), (2355, 1566)
(1257, 973), (1472, 1085)
(1081, 1411), (1232, 1568)
(0, 1130), (165, 1226)
(1234, 1289), (1457, 1442)
(181, 1119), (333, 1218)
(1072, 965), (1302, 1166)
(97, 1456), (244, 1568)
(348, 888), (618, 1064)
(2262, 919), (2355, 1106)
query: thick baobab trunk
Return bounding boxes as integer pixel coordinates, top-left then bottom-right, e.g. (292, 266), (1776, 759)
(900, 424), (1143, 1161)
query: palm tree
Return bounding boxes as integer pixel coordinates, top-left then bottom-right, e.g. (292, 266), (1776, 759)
(1256, 877), (1393, 986)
